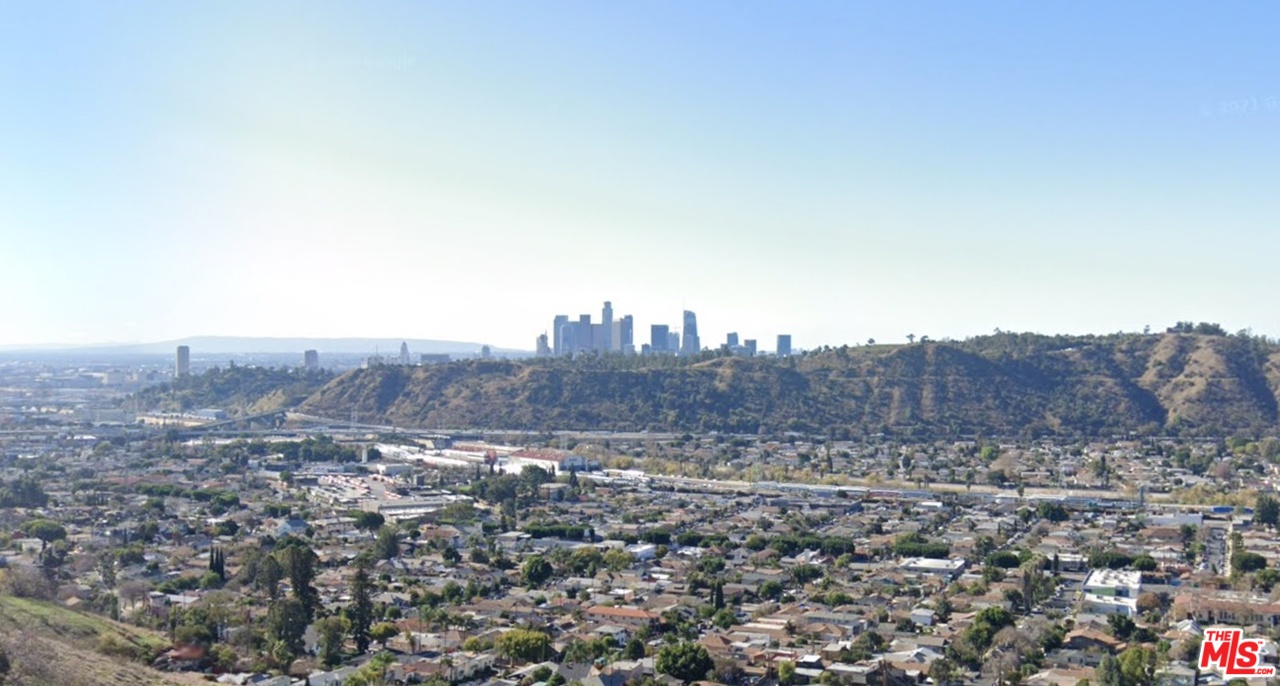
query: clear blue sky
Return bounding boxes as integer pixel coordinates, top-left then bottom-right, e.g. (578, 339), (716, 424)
(3, 2), (1278, 350)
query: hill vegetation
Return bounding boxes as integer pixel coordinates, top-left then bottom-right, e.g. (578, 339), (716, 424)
(0, 594), (200, 685)
(132, 365), (334, 416)
(295, 330), (1280, 437)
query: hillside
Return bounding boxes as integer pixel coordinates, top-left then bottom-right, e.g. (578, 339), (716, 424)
(295, 332), (1280, 437)
(132, 365), (335, 416)
(0, 595), (202, 685)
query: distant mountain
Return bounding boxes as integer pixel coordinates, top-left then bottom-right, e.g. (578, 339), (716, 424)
(290, 332), (1280, 437)
(0, 336), (530, 356)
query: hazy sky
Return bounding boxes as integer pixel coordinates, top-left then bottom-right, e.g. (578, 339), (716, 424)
(3, 2), (1279, 350)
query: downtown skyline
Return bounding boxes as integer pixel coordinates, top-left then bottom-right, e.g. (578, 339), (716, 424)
(4, 3), (1280, 349)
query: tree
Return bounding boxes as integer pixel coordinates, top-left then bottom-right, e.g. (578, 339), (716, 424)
(1036, 501), (1069, 523)
(345, 652), (397, 686)
(266, 597), (309, 658)
(370, 622), (400, 649)
(256, 554), (283, 601)
(349, 564), (375, 654)
(352, 511), (385, 532)
(276, 542), (320, 620)
(1132, 555), (1157, 572)
(316, 615), (351, 667)
(759, 580), (783, 600)
(1232, 551), (1268, 573)
(1256, 494), (1280, 530)
(1094, 655), (1123, 686)
(1118, 645), (1157, 686)
(20, 520), (66, 551)
(624, 637), (647, 660)
(985, 551), (1021, 569)
(208, 643), (237, 672)
(199, 571), (224, 590)
(175, 619), (216, 648)
(928, 658), (960, 686)
(495, 629), (552, 663)
(603, 548), (634, 573)
(1135, 592), (1164, 615)
(373, 525), (402, 560)
(1107, 614), (1136, 641)
(522, 555), (553, 587)
(208, 546), (227, 580)
(777, 659), (796, 686)
(656, 642), (714, 683)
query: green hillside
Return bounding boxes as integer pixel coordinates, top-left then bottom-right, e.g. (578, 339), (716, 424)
(295, 331), (1280, 437)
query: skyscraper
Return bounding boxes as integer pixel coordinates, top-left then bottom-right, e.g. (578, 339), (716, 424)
(650, 324), (670, 352)
(303, 349), (319, 371)
(726, 332), (739, 348)
(619, 315), (634, 353)
(552, 315), (569, 356)
(744, 339), (757, 357)
(577, 315), (592, 355)
(536, 333), (551, 357)
(681, 310), (700, 356)
(175, 345), (190, 377)
(777, 334), (792, 357)
(399, 341), (411, 365)
(601, 301), (613, 353)
(561, 322), (578, 355)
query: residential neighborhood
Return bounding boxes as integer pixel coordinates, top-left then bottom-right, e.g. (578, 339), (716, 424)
(4, 424), (1280, 685)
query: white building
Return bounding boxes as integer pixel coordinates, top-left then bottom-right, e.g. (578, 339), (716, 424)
(1082, 568), (1143, 616)
(900, 557), (967, 580)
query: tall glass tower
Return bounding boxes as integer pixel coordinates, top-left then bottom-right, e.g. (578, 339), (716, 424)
(601, 301), (613, 352)
(681, 310), (700, 356)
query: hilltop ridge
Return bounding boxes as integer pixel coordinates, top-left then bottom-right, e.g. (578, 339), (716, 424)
(290, 331), (1280, 437)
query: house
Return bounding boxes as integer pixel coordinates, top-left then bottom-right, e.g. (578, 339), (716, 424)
(275, 518), (309, 537)
(1154, 664), (1196, 686)
(899, 557), (966, 580)
(541, 483), (571, 501)
(1063, 628), (1125, 653)
(1172, 591), (1280, 628)
(1024, 667), (1096, 686)
(909, 608), (935, 627)
(586, 606), (658, 628)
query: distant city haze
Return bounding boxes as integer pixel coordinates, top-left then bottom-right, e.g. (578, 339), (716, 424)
(3, 3), (1279, 349)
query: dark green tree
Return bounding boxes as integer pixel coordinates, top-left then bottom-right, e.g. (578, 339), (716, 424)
(256, 554), (283, 601)
(624, 637), (646, 660)
(522, 555), (553, 587)
(277, 541), (320, 620)
(349, 563), (375, 653)
(1256, 494), (1280, 530)
(373, 525), (401, 560)
(21, 520), (66, 551)
(266, 597), (309, 657)
(656, 642), (715, 683)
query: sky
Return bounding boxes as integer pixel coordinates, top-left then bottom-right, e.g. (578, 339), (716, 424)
(2, 2), (1279, 351)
